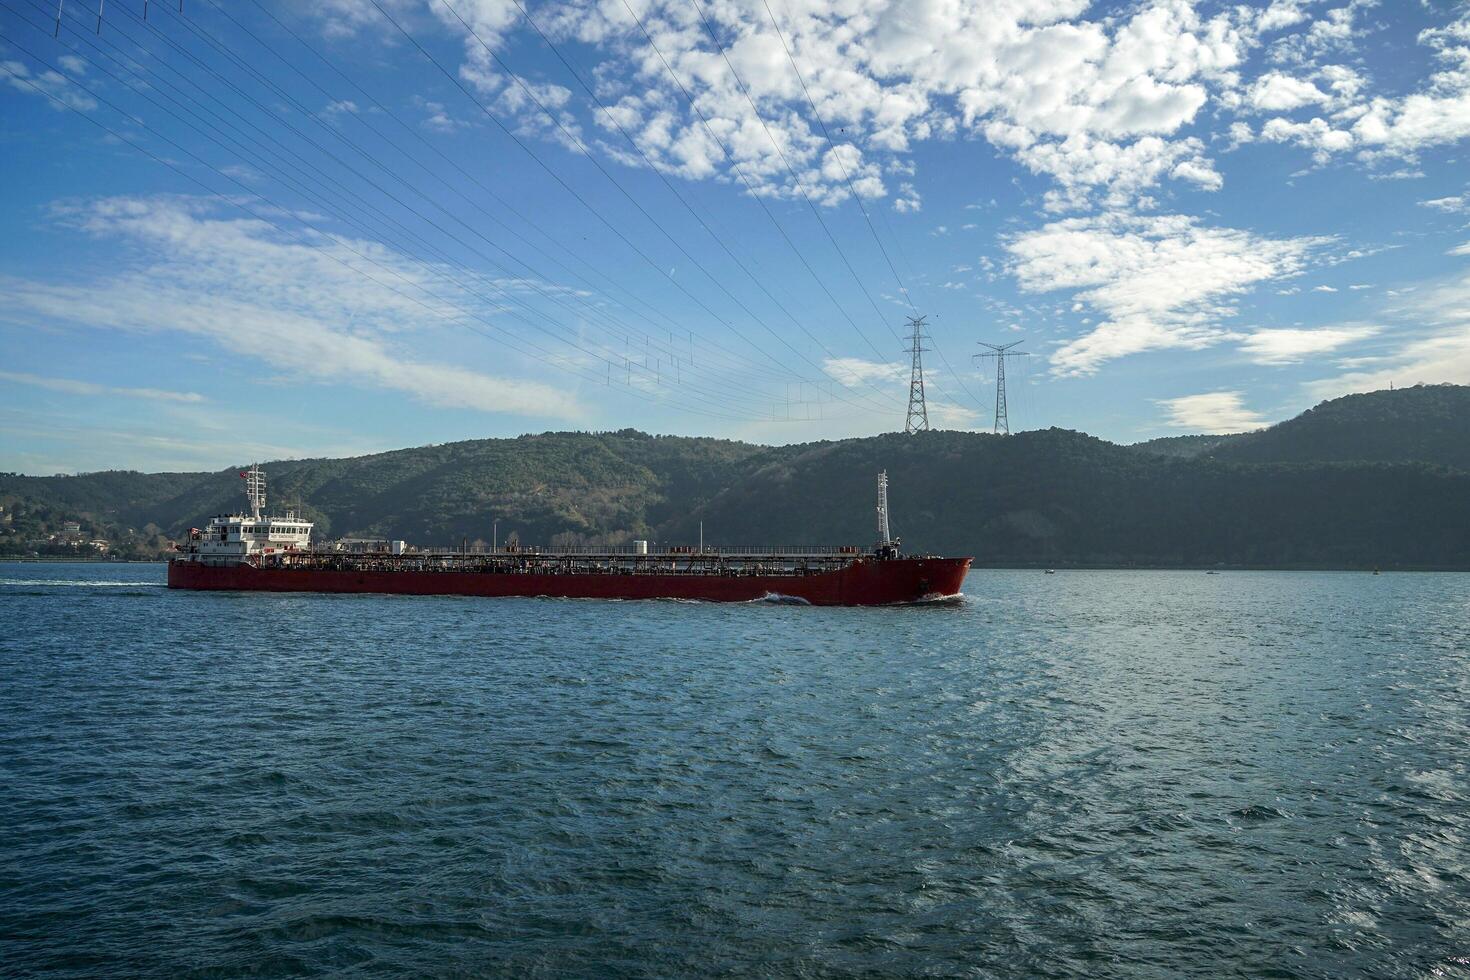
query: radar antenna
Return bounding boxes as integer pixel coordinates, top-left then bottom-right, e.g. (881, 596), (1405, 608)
(242, 464), (266, 520)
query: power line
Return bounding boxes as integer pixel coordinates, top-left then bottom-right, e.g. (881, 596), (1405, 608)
(616, 0), (900, 375)
(491, 0), (896, 415)
(161, 7), (814, 415)
(12, 6), (661, 399)
(12, 3), (919, 427)
(687, 0), (900, 348)
(687, 0), (987, 426)
(373, 0), (849, 393)
(0, 39), (576, 385)
(32, 0), (803, 421)
(227, 0), (729, 368)
(760, 0), (912, 312)
(758, 0), (989, 420)
(0, 32), (773, 424)
(99, 3), (891, 424)
(134, 1), (738, 386)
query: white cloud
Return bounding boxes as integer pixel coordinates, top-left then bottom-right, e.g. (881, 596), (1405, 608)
(1253, 1), (1311, 34)
(1158, 391), (1266, 432)
(927, 400), (984, 430)
(2, 196), (586, 421)
(1366, 168), (1426, 181)
(411, 95), (469, 133)
(1019, 134), (1223, 211)
(1, 58), (97, 112)
(306, 0), (418, 40)
(220, 164), (265, 183)
(1259, 115), (1354, 161)
(296, 1), (1470, 218)
(1313, 284), (1338, 292)
(1006, 213), (1327, 374)
(1270, 0), (1381, 62)
(821, 357), (904, 387)
(1422, 194), (1470, 213)
(894, 182), (921, 213)
(1254, 9), (1470, 164)
(1304, 269), (1470, 398)
(417, 0), (1259, 210)
(1247, 71), (1329, 111)
(0, 370), (205, 403)
(1239, 325), (1379, 364)
(1450, 242), (1470, 257)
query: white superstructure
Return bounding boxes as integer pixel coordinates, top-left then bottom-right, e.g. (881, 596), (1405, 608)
(176, 464), (313, 566)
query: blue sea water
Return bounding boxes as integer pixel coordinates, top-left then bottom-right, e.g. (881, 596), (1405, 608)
(1, 562), (1467, 978)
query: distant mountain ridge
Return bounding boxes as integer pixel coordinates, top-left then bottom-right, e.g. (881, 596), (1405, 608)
(3, 386), (1467, 568)
(1213, 385), (1470, 470)
(1128, 385), (1470, 468)
(1128, 434), (1245, 459)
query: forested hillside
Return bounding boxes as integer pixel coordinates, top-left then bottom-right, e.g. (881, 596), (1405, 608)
(3, 385), (1467, 568)
(0, 430), (772, 556)
(1213, 385), (1470, 469)
(670, 428), (1470, 567)
(1128, 434), (1245, 458)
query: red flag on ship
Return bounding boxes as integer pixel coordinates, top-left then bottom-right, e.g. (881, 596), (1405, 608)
(239, 471), (248, 478)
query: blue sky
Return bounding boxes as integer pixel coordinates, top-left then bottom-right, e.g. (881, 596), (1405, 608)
(2, 0), (1469, 473)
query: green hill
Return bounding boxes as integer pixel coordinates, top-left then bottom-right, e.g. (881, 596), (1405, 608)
(1214, 384), (1470, 469)
(1128, 433), (1245, 458)
(0, 429), (769, 556)
(670, 428), (1469, 567)
(3, 385), (1467, 568)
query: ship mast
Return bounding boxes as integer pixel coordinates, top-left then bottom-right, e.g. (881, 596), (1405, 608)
(244, 464), (266, 521)
(876, 470), (892, 546)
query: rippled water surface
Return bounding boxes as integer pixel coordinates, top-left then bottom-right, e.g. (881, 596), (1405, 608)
(3, 562), (1468, 977)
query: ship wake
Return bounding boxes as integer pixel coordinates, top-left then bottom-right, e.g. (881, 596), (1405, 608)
(754, 592), (813, 605)
(903, 592), (967, 606)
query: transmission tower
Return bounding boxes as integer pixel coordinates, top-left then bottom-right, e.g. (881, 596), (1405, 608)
(973, 341), (1030, 435)
(904, 315), (931, 434)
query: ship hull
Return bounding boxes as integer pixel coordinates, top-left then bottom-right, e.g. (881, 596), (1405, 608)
(167, 556), (971, 606)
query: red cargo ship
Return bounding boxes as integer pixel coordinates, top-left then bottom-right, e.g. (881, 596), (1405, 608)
(168, 467), (971, 606)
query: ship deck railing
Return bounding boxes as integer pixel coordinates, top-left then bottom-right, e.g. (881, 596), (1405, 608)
(251, 548), (875, 576)
(404, 545), (868, 557)
(317, 545), (870, 559)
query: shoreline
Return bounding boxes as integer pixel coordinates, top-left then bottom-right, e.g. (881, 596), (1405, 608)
(2, 557), (168, 564)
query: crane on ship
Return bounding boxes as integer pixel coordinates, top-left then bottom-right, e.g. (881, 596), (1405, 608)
(876, 470), (901, 559)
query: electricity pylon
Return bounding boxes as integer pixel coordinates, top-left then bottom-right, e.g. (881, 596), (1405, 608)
(974, 341), (1029, 435)
(904, 315), (930, 434)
